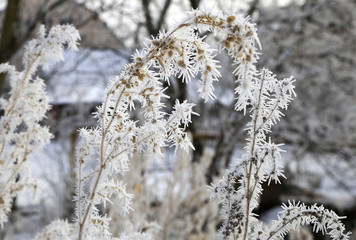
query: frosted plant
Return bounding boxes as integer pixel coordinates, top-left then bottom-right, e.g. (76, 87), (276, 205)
(209, 68), (350, 239)
(34, 8), (350, 240)
(0, 25), (80, 226)
(33, 220), (77, 240)
(64, 9), (261, 240)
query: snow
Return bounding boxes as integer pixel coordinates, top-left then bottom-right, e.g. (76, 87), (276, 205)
(44, 48), (129, 104)
(286, 153), (356, 210)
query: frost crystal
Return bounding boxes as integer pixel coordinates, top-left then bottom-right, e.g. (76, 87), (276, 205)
(0, 25), (80, 226)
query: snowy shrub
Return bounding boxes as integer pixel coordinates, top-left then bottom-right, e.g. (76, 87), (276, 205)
(0, 25), (80, 226)
(1, 8), (350, 240)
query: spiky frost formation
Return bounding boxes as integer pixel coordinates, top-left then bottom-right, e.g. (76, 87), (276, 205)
(74, 8), (263, 240)
(209, 50), (350, 240)
(0, 25), (80, 226)
(252, 201), (351, 240)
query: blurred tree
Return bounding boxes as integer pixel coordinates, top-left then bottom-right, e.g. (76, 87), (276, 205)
(0, 0), (122, 94)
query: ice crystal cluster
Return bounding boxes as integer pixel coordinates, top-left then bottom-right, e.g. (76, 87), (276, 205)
(209, 68), (351, 239)
(0, 25), (80, 226)
(0, 8), (350, 240)
(64, 9), (264, 240)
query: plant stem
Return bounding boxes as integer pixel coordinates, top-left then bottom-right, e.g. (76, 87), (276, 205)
(243, 70), (265, 240)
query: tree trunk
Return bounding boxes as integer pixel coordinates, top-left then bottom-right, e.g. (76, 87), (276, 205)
(0, 0), (21, 94)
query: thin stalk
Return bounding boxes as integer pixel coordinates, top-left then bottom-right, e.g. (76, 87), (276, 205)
(265, 211), (309, 240)
(77, 158), (83, 224)
(78, 157), (105, 240)
(242, 70), (265, 240)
